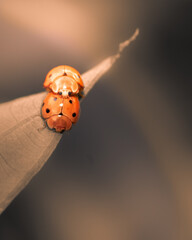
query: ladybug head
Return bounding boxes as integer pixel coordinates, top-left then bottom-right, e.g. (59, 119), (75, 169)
(46, 115), (72, 132)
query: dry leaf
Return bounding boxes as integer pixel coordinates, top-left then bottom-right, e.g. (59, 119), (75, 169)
(0, 29), (139, 213)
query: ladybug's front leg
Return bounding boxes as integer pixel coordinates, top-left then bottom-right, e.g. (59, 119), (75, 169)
(37, 120), (47, 132)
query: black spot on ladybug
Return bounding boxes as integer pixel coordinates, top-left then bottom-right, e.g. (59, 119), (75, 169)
(53, 97), (57, 101)
(59, 112), (63, 116)
(46, 108), (50, 113)
(72, 113), (76, 117)
(49, 74), (52, 78)
(69, 100), (72, 104)
(63, 72), (67, 76)
(68, 92), (72, 96)
(59, 92), (62, 95)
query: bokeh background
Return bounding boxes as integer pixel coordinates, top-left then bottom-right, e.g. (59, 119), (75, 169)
(0, 0), (192, 239)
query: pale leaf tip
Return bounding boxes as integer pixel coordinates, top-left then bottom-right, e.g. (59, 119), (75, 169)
(118, 28), (140, 53)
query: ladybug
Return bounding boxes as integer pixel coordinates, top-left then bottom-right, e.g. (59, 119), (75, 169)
(41, 92), (80, 132)
(43, 65), (84, 98)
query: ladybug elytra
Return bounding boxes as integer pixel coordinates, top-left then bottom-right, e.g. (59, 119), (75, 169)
(44, 65), (84, 97)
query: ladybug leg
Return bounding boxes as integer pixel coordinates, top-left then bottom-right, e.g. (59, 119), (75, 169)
(78, 91), (85, 99)
(37, 120), (47, 132)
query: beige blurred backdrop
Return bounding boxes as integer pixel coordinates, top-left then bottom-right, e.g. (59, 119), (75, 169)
(0, 0), (192, 240)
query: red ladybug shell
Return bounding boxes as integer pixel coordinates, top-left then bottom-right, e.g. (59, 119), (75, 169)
(42, 92), (80, 132)
(43, 65), (84, 97)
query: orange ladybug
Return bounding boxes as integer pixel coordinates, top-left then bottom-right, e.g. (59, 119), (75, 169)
(43, 65), (84, 98)
(42, 92), (80, 132)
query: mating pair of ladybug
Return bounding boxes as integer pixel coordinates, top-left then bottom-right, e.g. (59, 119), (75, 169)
(41, 65), (84, 133)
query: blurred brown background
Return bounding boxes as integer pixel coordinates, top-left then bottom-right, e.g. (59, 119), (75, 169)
(0, 0), (192, 239)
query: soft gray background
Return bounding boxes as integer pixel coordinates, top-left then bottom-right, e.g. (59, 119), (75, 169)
(0, 0), (191, 240)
